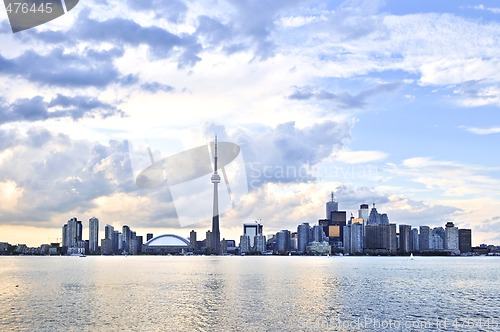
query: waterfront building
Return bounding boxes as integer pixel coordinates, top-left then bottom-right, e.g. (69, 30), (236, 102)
(444, 222), (460, 255)
(189, 230), (197, 249)
(276, 230), (291, 254)
(399, 224), (411, 255)
(243, 222), (264, 248)
(419, 226), (432, 251)
(254, 234), (266, 253)
(459, 229), (472, 253)
(297, 223), (310, 253)
(239, 235), (251, 254)
(136, 236), (143, 254)
(432, 227), (445, 250)
(143, 234), (190, 254)
(364, 223), (397, 255)
(306, 241), (331, 255)
(205, 230), (212, 252)
(410, 228), (419, 252)
(147, 233), (153, 241)
(89, 217), (99, 254)
(343, 215), (363, 255)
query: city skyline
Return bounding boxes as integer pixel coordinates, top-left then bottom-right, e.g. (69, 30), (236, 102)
(1, 1), (500, 247)
(2, 195), (496, 252)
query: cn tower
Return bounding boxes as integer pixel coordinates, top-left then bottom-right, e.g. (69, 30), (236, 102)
(211, 136), (221, 254)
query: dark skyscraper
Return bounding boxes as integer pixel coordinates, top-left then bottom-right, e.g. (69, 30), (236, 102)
(210, 136), (221, 255)
(190, 230), (197, 249)
(459, 229), (472, 253)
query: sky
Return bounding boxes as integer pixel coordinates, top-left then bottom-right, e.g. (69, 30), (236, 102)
(0, 0), (499, 247)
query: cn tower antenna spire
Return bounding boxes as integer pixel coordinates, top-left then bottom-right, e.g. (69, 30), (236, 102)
(210, 135), (221, 255)
(214, 135), (218, 172)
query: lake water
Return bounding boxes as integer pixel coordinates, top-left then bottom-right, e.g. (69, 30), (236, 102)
(0, 256), (499, 331)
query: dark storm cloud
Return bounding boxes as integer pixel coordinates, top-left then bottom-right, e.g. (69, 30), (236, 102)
(289, 82), (402, 109)
(0, 94), (122, 124)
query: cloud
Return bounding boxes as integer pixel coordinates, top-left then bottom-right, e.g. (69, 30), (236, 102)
(0, 48), (123, 87)
(462, 5), (500, 14)
(124, 0), (188, 23)
(0, 94), (123, 124)
(0, 127), (134, 225)
(461, 126), (500, 135)
(140, 82), (175, 94)
(335, 150), (388, 164)
(289, 82), (402, 109)
(230, 120), (352, 187)
(390, 157), (500, 197)
(195, 0), (303, 59)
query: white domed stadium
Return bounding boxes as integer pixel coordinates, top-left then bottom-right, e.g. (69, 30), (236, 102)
(143, 234), (191, 254)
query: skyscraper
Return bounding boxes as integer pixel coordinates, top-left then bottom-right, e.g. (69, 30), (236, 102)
(343, 215), (363, 255)
(444, 222), (459, 254)
(239, 235), (250, 254)
(276, 230), (291, 254)
(366, 204), (389, 225)
(399, 224), (411, 255)
(210, 136), (221, 255)
(297, 223), (310, 253)
(410, 228), (419, 252)
(358, 204), (369, 223)
(326, 192), (339, 219)
(243, 222), (264, 248)
(190, 230), (197, 249)
(89, 217), (99, 254)
(419, 226), (432, 251)
(459, 229), (472, 253)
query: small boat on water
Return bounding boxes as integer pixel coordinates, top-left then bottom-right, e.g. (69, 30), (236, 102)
(410, 253), (414, 260)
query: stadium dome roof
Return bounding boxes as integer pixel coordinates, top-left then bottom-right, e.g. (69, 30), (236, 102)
(145, 234), (189, 247)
